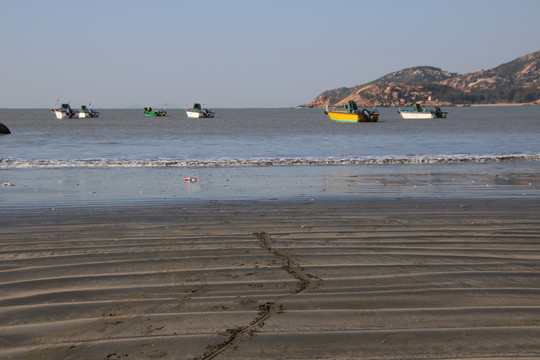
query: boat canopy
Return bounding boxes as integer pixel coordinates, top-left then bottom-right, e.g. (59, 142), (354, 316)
(414, 103), (424, 112)
(344, 100), (359, 113)
(193, 103), (202, 110)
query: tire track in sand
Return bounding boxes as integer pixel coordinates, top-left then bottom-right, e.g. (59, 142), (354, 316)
(194, 231), (321, 360)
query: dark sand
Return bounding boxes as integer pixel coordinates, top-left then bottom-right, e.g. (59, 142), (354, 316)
(1, 198), (540, 359)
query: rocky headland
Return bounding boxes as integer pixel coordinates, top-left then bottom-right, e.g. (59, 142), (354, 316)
(302, 51), (540, 107)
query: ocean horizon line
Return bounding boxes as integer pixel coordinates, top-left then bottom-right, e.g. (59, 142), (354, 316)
(2, 103), (539, 111)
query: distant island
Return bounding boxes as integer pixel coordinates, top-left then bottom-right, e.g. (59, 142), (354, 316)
(301, 51), (540, 107)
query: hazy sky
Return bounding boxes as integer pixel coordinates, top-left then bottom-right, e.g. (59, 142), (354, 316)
(1, 0), (538, 108)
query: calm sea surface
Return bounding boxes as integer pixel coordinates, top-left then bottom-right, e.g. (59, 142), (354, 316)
(2, 107), (540, 165)
(1, 106), (540, 208)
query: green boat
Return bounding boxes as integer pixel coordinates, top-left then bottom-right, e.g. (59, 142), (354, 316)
(144, 106), (167, 117)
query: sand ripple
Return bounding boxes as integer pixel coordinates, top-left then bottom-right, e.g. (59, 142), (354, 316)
(1, 199), (540, 359)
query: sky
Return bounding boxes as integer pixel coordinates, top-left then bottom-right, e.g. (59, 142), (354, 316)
(0, 0), (539, 108)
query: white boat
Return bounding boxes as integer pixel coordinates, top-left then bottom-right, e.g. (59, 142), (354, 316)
(50, 101), (99, 119)
(186, 103), (215, 118)
(76, 104), (100, 118)
(50, 103), (76, 119)
(398, 103), (447, 119)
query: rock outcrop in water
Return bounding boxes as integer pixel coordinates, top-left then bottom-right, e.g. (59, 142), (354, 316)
(302, 51), (540, 107)
(0, 123), (10, 134)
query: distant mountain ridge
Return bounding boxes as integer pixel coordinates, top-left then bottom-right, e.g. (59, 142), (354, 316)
(302, 51), (540, 107)
(369, 66), (457, 85)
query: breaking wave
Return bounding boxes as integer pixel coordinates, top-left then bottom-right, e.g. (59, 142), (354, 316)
(1, 154), (540, 168)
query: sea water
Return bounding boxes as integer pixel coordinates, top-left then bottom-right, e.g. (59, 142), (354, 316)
(1, 106), (539, 208)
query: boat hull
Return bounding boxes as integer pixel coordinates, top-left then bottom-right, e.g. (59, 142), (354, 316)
(53, 110), (66, 119)
(52, 110), (73, 119)
(144, 110), (167, 117)
(326, 111), (378, 123)
(76, 111), (99, 119)
(186, 110), (214, 118)
(186, 110), (201, 118)
(398, 111), (434, 119)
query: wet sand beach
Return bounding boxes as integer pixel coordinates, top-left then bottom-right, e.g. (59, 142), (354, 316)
(1, 198), (540, 359)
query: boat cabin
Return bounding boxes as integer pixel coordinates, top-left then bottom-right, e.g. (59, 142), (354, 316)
(344, 100), (359, 113)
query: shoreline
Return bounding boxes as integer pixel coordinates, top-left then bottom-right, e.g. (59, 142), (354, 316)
(2, 162), (539, 210)
(302, 102), (540, 108)
(468, 101), (540, 107)
(2, 197), (540, 359)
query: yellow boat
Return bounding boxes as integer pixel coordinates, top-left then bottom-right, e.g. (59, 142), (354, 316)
(325, 100), (378, 123)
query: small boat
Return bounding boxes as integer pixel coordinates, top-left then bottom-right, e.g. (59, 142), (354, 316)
(76, 104), (100, 118)
(325, 100), (378, 122)
(50, 103), (76, 119)
(398, 103), (447, 119)
(186, 103), (215, 118)
(144, 106), (167, 117)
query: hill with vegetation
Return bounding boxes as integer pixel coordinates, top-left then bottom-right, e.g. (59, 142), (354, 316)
(302, 51), (540, 107)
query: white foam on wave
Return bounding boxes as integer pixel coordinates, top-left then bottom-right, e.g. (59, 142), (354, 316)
(2, 153), (540, 168)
